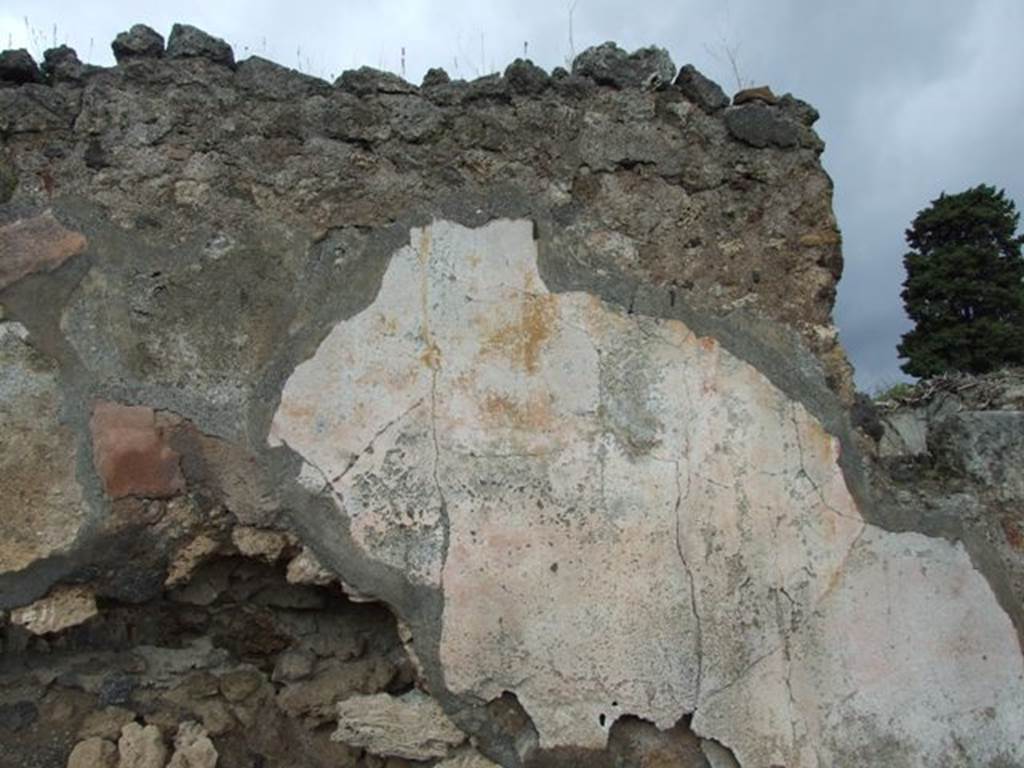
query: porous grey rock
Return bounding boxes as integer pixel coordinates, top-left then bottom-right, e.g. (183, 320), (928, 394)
(42, 45), (85, 81)
(779, 93), (820, 126)
(0, 49), (42, 84)
(166, 24), (234, 67)
(674, 64), (729, 112)
(336, 66), (417, 95)
(464, 73), (508, 101)
(235, 56), (329, 100)
(421, 67), (450, 87)
(111, 25), (164, 62)
(724, 103), (800, 148)
(572, 41), (675, 89)
(98, 674), (136, 706)
(504, 58), (549, 95)
(332, 690), (466, 760)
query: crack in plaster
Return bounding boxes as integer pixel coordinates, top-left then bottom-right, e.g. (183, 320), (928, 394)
(672, 457), (703, 705)
(331, 397), (427, 484)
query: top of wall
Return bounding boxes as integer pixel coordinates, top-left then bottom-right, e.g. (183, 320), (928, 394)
(0, 22), (848, 392)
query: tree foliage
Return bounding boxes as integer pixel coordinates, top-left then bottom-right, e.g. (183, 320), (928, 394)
(898, 184), (1024, 377)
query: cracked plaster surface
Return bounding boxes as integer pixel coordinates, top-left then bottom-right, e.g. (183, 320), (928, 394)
(270, 219), (1024, 764)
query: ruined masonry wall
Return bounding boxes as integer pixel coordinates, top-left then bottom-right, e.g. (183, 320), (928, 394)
(1, 23), (1022, 768)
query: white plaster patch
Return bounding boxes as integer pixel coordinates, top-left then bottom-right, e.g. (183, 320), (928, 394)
(270, 219), (1024, 761)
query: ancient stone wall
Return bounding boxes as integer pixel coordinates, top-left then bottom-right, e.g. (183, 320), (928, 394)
(1, 23), (1022, 768)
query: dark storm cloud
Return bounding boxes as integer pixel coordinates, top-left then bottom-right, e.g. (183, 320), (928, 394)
(4, 0), (1021, 389)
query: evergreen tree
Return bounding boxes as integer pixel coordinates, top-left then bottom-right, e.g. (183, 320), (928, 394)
(898, 184), (1024, 376)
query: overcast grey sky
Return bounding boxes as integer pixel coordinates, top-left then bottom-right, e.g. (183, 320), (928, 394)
(3, 1), (1021, 390)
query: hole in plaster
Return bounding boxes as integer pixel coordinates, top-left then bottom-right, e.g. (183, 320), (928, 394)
(0, 550), (415, 766)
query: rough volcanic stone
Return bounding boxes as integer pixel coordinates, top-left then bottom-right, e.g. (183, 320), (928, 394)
(0, 210), (87, 290)
(111, 25), (164, 62)
(235, 56), (329, 100)
(504, 58), (549, 94)
(778, 93), (820, 126)
(90, 402), (186, 499)
(674, 64), (729, 112)
(572, 41), (675, 89)
(464, 73), (508, 101)
(332, 690), (466, 760)
(0, 323), (86, 576)
(10, 585), (98, 634)
(421, 67), (450, 87)
(336, 66), (417, 95)
(0, 49), (42, 84)
(42, 45), (84, 81)
(166, 24), (234, 67)
(98, 674), (136, 706)
(724, 103), (800, 148)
